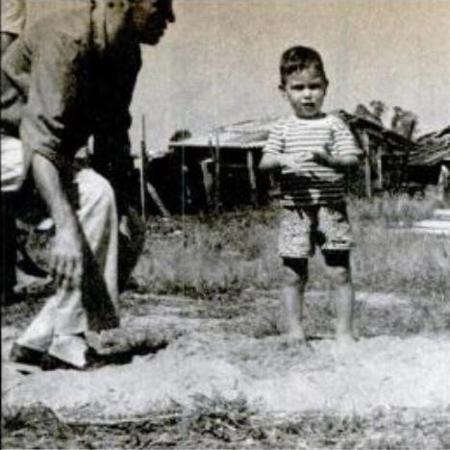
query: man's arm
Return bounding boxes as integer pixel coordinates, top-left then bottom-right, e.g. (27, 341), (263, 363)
(91, 48), (141, 214)
(1, 0), (25, 37)
(1, 0), (25, 53)
(32, 154), (83, 289)
(92, 130), (135, 215)
(1, 33), (16, 52)
(20, 30), (86, 289)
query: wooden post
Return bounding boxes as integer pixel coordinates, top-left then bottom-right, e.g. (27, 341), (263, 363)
(200, 157), (213, 210)
(438, 163), (450, 205)
(376, 141), (384, 191)
(247, 149), (258, 206)
(361, 131), (372, 199)
(180, 145), (186, 216)
(146, 182), (170, 217)
(140, 115), (147, 221)
(214, 132), (221, 213)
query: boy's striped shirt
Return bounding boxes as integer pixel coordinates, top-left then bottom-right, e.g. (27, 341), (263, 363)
(263, 114), (361, 206)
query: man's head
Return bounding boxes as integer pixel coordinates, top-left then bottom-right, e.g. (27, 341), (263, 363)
(279, 46), (328, 119)
(130, 0), (175, 45)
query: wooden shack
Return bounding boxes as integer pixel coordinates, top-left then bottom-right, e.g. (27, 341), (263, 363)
(406, 127), (450, 197)
(338, 112), (418, 197)
(168, 112), (424, 212)
(169, 118), (276, 212)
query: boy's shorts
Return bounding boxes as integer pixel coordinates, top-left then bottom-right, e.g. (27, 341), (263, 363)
(278, 203), (354, 259)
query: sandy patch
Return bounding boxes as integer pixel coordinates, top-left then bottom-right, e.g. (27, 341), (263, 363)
(3, 291), (449, 423)
(3, 332), (450, 423)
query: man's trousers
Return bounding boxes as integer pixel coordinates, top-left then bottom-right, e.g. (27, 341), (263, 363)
(2, 136), (121, 368)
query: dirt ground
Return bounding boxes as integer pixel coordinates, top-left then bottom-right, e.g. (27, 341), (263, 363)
(2, 289), (450, 448)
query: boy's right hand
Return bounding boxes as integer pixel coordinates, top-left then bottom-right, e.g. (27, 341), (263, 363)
(289, 153), (316, 171)
(292, 144), (331, 167)
(292, 154), (314, 165)
(259, 153), (281, 171)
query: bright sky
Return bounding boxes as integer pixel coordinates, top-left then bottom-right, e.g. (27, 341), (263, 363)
(27, 0), (450, 154)
(133, 0), (450, 153)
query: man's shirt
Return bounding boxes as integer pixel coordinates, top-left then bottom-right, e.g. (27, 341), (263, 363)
(263, 114), (361, 206)
(1, 1), (142, 173)
(1, 0), (26, 36)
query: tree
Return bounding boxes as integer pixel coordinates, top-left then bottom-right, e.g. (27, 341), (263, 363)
(369, 100), (386, 123)
(391, 106), (417, 139)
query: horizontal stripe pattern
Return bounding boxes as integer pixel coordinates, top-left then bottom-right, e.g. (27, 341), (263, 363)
(263, 114), (361, 205)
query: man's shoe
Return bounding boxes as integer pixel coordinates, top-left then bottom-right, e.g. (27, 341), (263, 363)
(10, 343), (44, 366)
(85, 347), (133, 369)
(40, 353), (80, 371)
(2, 290), (25, 305)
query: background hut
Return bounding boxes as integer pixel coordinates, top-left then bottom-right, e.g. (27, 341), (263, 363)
(407, 127), (450, 200)
(144, 113), (449, 214)
(168, 112), (420, 212)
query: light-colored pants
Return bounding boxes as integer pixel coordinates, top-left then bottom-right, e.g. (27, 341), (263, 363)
(2, 136), (120, 367)
(1, 134), (30, 193)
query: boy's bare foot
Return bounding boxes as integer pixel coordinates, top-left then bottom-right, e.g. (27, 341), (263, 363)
(333, 332), (358, 359)
(282, 326), (310, 348)
(336, 332), (357, 346)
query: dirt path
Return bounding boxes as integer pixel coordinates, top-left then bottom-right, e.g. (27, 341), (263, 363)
(2, 291), (450, 423)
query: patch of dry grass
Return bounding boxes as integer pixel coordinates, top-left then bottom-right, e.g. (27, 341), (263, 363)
(133, 209), (281, 297)
(350, 191), (440, 225)
(3, 398), (449, 449)
(133, 194), (449, 300)
(125, 192), (450, 340)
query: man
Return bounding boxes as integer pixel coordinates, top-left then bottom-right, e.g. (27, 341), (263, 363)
(1, 0), (175, 369)
(1, 0), (26, 304)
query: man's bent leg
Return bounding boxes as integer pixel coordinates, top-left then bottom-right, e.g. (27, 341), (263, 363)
(16, 169), (119, 368)
(49, 169), (120, 366)
(1, 135), (29, 193)
(75, 168), (119, 310)
(1, 198), (17, 303)
(1, 135), (28, 303)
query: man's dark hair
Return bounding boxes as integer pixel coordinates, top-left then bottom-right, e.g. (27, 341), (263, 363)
(279, 46), (328, 88)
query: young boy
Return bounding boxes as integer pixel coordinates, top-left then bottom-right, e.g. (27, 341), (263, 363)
(259, 46), (361, 347)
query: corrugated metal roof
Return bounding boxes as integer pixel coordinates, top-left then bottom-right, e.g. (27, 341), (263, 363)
(169, 114), (449, 166)
(408, 127), (450, 166)
(170, 117), (280, 150)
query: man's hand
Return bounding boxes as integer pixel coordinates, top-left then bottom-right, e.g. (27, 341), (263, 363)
(32, 153), (84, 290)
(51, 223), (83, 290)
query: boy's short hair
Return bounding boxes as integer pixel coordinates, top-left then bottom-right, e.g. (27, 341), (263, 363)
(279, 46), (328, 87)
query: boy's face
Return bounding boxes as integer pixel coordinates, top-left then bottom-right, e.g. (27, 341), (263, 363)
(281, 67), (327, 119)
